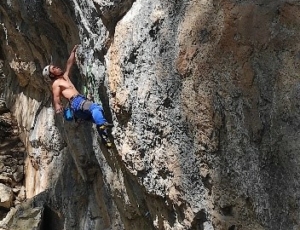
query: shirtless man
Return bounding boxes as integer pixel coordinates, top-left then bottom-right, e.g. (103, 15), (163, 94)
(42, 45), (113, 147)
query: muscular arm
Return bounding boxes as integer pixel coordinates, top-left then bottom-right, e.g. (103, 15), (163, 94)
(64, 45), (78, 79)
(52, 83), (63, 113)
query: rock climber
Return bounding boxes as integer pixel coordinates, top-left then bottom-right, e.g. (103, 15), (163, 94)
(42, 44), (113, 147)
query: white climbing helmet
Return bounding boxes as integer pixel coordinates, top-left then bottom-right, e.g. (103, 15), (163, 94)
(42, 65), (51, 78)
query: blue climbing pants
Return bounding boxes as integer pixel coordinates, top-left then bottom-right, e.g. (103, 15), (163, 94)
(70, 95), (107, 125)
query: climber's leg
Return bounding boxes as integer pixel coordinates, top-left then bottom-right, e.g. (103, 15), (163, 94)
(89, 103), (113, 148)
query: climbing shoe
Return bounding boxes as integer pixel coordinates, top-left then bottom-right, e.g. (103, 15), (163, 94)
(105, 141), (112, 148)
(98, 122), (114, 130)
(101, 133), (112, 148)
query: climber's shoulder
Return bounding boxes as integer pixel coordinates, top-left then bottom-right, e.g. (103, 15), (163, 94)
(51, 78), (62, 90)
(61, 72), (70, 80)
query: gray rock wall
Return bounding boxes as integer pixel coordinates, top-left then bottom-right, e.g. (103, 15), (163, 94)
(1, 0), (300, 229)
(0, 100), (25, 220)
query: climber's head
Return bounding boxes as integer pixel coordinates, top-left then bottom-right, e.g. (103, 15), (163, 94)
(42, 65), (64, 79)
(42, 65), (51, 78)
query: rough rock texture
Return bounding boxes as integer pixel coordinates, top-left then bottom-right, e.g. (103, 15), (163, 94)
(1, 0), (300, 229)
(0, 100), (25, 221)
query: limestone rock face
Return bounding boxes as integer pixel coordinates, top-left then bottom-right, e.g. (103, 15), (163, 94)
(1, 0), (300, 229)
(0, 183), (13, 209)
(0, 100), (25, 222)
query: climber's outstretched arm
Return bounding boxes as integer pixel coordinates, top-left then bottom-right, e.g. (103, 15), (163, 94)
(64, 45), (78, 78)
(52, 81), (63, 113)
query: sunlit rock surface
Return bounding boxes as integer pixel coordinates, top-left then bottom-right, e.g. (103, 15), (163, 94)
(1, 0), (300, 229)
